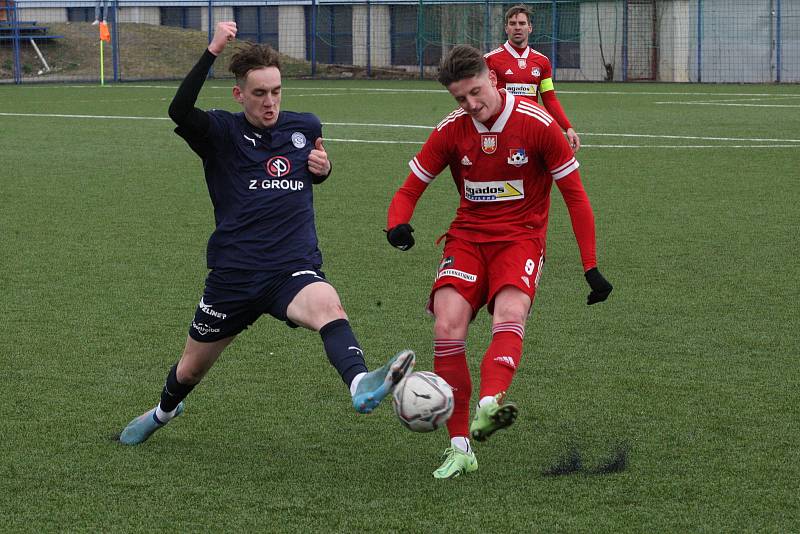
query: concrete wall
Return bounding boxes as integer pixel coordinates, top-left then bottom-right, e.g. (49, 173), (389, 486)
(279, 5), (305, 60)
(658, 0), (690, 82)
(18, 8), (66, 22)
(117, 7), (158, 24)
(202, 7), (233, 32)
(577, 1), (624, 81)
(350, 4), (391, 68)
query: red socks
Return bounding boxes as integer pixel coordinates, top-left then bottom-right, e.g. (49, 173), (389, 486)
(434, 322), (525, 439)
(433, 339), (471, 438)
(479, 322), (525, 398)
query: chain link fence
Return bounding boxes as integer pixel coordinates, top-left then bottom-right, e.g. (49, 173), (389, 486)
(1, 0), (798, 83)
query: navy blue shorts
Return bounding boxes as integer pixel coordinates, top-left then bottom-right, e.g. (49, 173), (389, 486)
(188, 266), (329, 342)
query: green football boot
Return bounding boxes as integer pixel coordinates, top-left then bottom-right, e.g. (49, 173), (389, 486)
(469, 393), (518, 442)
(433, 447), (478, 479)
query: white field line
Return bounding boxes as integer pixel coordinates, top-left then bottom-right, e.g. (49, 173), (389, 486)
(655, 101), (800, 108)
(2, 112), (799, 148)
(23, 91), (798, 106)
(329, 140), (800, 148)
(52, 84), (447, 93)
(683, 95), (800, 103)
(30, 84), (800, 99)
(578, 144), (800, 148)
(325, 137), (422, 144)
(579, 132), (800, 143)
(0, 112), (170, 120)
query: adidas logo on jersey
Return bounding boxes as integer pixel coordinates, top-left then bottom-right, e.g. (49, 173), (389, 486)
(461, 155), (472, 166)
(505, 69), (514, 75)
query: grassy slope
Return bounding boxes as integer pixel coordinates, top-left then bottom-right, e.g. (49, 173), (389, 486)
(0, 22), (415, 81)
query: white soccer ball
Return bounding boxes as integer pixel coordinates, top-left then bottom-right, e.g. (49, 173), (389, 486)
(392, 371), (454, 432)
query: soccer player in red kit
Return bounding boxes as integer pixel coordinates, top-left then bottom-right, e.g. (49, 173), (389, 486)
(385, 45), (612, 478)
(484, 4), (581, 152)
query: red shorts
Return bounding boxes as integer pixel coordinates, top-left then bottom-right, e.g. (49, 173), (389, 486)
(427, 236), (545, 317)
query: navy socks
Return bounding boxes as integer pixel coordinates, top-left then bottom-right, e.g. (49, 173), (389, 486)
(159, 364), (196, 413)
(319, 319), (368, 387)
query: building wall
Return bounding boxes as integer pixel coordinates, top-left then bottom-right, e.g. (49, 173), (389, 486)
(18, 7), (66, 22)
(658, 0), (690, 82)
(279, 5), (305, 60)
(202, 7), (233, 32)
(351, 4), (391, 69)
(117, 7), (159, 24)
(578, 1), (624, 81)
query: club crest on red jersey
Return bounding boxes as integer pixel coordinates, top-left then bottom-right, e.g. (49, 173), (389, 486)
(507, 148), (528, 166)
(517, 59), (527, 69)
(532, 67), (541, 77)
(481, 134), (498, 154)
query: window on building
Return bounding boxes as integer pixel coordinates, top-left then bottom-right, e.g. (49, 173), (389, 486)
(305, 5), (353, 65)
(160, 7), (201, 30)
(390, 5), (442, 67)
(67, 7), (114, 23)
(235, 6), (279, 50)
(67, 8), (93, 22)
(526, 3), (580, 69)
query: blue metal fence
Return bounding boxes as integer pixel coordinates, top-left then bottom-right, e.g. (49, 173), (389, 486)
(1, 0), (798, 83)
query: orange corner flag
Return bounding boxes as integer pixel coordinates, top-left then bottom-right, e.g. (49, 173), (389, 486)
(99, 22), (110, 42)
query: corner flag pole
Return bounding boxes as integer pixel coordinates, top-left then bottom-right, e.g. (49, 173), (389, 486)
(99, 22), (111, 86)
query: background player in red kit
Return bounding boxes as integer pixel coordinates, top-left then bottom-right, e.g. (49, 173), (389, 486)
(386, 45), (612, 478)
(484, 4), (581, 152)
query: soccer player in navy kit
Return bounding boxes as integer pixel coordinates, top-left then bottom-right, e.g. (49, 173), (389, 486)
(119, 22), (415, 445)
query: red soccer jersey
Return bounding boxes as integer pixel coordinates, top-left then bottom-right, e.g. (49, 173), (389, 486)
(408, 91), (579, 243)
(484, 41), (552, 101)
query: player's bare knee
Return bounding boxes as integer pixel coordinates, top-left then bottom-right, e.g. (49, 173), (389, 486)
(493, 307), (527, 325)
(322, 300), (347, 321)
(492, 298), (530, 325)
(433, 317), (468, 340)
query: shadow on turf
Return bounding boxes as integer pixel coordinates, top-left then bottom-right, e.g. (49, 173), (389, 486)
(542, 441), (629, 477)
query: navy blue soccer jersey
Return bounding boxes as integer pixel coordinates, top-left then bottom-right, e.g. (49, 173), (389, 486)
(175, 110), (323, 271)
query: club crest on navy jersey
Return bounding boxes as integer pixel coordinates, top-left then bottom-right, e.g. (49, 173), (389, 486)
(291, 132), (307, 148)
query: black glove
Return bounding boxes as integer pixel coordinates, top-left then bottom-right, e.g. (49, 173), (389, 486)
(386, 224), (415, 251)
(585, 267), (613, 305)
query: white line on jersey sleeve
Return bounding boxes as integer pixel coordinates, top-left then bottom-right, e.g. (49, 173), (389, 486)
(516, 108), (553, 127)
(436, 108), (466, 131)
(517, 101), (554, 126)
(409, 157), (435, 183)
(484, 47), (504, 58)
(550, 157), (580, 180)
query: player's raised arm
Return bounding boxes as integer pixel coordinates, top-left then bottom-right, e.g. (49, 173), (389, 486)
(168, 22), (237, 131)
(207, 21), (237, 56)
